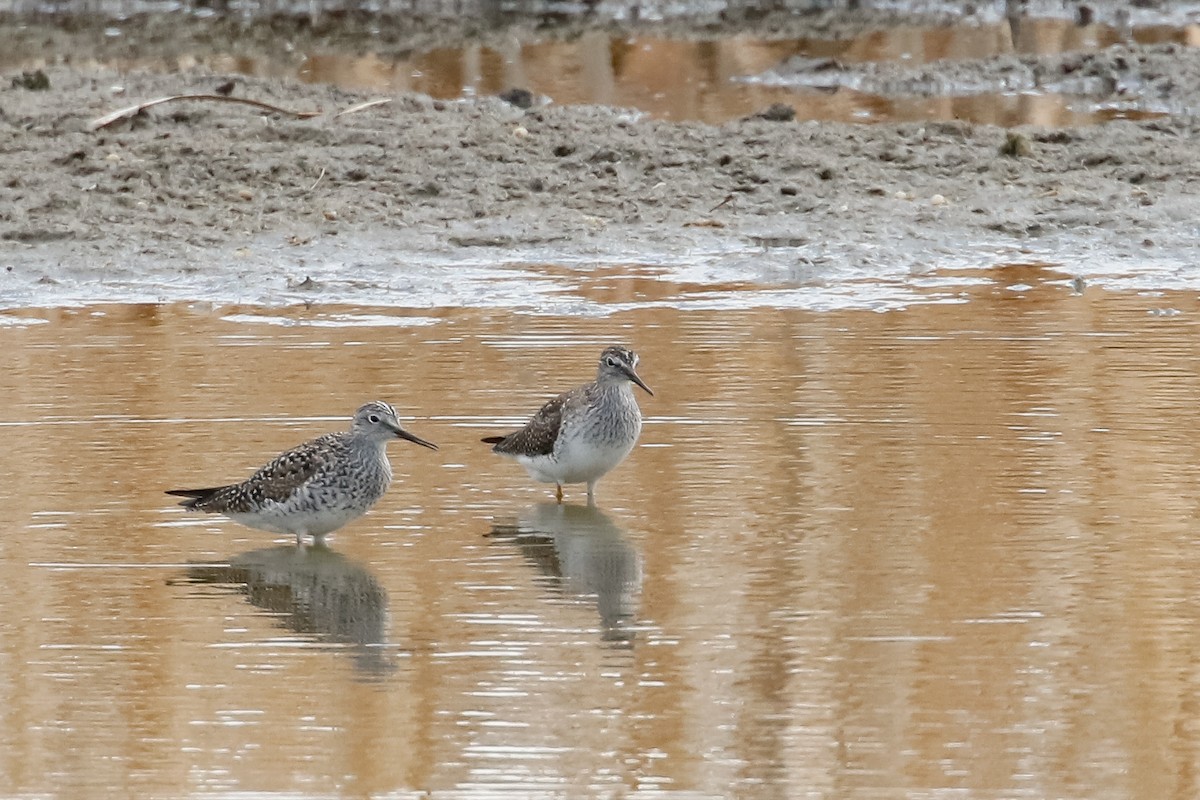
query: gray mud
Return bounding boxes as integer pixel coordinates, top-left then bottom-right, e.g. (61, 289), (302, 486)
(4, 7), (1200, 308)
(764, 43), (1200, 116)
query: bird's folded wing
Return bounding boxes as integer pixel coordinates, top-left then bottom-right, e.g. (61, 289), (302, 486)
(243, 434), (336, 504)
(492, 392), (569, 456)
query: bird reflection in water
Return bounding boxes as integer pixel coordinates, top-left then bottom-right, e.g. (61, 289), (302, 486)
(183, 544), (394, 678)
(488, 503), (642, 644)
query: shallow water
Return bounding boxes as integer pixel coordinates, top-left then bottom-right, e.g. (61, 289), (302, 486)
(339, 18), (1186, 125)
(10, 16), (1193, 125)
(4, 269), (1200, 798)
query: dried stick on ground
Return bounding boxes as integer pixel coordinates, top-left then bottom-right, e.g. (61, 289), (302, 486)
(89, 93), (322, 130)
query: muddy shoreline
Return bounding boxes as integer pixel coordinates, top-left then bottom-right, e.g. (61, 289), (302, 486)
(4, 9), (1200, 309)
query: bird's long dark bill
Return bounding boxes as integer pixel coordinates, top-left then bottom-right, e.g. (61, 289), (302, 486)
(627, 369), (654, 396)
(397, 427), (439, 450)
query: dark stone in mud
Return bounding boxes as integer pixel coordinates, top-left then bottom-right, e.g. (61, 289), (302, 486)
(748, 103), (796, 123)
(498, 88), (533, 109)
(11, 69), (49, 90)
(1000, 132), (1032, 158)
(552, 144), (575, 157)
(1033, 131), (1079, 145)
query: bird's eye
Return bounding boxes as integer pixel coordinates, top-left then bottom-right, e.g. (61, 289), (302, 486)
(606, 357), (618, 367)
(368, 414), (381, 424)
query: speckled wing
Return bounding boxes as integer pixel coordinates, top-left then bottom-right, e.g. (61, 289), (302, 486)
(488, 392), (570, 457)
(242, 435), (339, 503)
(170, 433), (339, 513)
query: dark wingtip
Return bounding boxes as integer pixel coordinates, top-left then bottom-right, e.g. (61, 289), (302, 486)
(481, 436), (505, 445)
(166, 487), (221, 509)
(165, 488), (209, 498)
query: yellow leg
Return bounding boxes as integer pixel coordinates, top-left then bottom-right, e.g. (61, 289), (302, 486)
(555, 484), (563, 503)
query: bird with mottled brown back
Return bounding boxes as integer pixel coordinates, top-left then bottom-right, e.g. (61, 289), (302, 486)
(482, 346), (652, 505)
(167, 401), (437, 544)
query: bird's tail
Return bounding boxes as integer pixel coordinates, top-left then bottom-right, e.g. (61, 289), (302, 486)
(165, 487), (225, 509)
(481, 436), (506, 445)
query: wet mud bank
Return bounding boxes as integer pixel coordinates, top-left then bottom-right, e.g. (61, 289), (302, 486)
(4, 9), (1200, 308)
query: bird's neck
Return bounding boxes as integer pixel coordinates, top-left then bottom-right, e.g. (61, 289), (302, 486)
(351, 435), (391, 455)
(596, 376), (627, 390)
(594, 379), (636, 402)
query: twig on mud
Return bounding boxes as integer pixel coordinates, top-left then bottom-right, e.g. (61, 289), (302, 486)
(709, 194), (735, 213)
(89, 94), (321, 130)
(334, 98), (393, 118)
(308, 168), (327, 193)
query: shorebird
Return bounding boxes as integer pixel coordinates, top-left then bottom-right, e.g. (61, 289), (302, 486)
(167, 401), (437, 544)
(482, 345), (652, 505)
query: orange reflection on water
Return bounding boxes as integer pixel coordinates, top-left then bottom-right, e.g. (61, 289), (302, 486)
(3, 273), (1200, 796)
(277, 18), (1187, 125)
(4, 15), (1188, 125)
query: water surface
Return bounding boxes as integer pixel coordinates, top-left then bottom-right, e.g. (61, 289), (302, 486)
(8, 16), (1194, 125)
(4, 273), (1200, 797)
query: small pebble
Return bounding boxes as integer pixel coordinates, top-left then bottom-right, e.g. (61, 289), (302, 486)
(498, 88), (534, 109)
(750, 103), (795, 122)
(1000, 132), (1032, 158)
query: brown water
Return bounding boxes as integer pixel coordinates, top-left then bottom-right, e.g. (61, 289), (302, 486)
(253, 19), (1192, 124)
(337, 17), (1187, 122)
(4, 270), (1200, 798)
(15, 16), (1191, 125)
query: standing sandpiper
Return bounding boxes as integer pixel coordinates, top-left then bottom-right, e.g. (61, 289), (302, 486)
(167, 401), (437, 544)
(482, 346), (652, 505)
